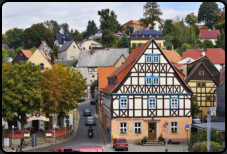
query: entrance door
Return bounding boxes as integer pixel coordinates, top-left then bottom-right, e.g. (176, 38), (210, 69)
(148, 123), (156, 140)
(32, 120), (39, 133)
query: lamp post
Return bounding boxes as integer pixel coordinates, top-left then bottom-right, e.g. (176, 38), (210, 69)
(207, 111), (211, 152)
(12, 125), (14, 145)
(53, 125), (56, 140)
(64, 123), (66, 137)
(165, 123), (168, 152)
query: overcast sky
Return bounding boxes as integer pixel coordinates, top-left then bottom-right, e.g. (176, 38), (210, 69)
(2, 2), (225, 34)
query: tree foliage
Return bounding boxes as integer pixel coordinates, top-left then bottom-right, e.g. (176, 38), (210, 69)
(203, 39), (214, 48)
(2, 48), (9, 60)
(187, 25), (197, 48)
(2, 34), (9, 45)
(123, 25), (134, 36)
(53, 44), (59, 59)
(120, 32), (129, 48)
(30, 46), (37, 53)
(198, 2), (221, 29)
(2, 61), (43, 130)
(216, 28), (225, 51)
(141, 2), (163, 29)
(43, 20), (61, 34)
(190, 23), (200, 36)
(91, 20), (98, 35)
(162, 19), (173, 35)
(185, 12), (198, 26)
(5, 28), (23, 49)
(7, 49), (16, 59)
(90, 80), (98, 99)
(61, 23), (70, 34)
(72, 29), (83, 42)
(191, 99), (202, 118)
(20, 23), (54, 49)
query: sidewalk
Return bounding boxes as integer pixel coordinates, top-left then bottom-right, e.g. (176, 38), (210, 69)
(2, 112), (80, 152)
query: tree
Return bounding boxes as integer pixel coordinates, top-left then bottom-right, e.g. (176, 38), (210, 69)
(181, 43), (191, 51)
(120, 32), (129, 48)
(5, 28), (23, 49)
(2, 48), (8, 60)
(30, 46), (37, 53)
(90, 80), (98, 99)
(90, 20), (98, 35)
(86, 20), (92, 38)
(81, 31), (87, 40)
(61, 23), (70, 34)
(199, 26), (208, 30)
(20, 23), (54, 49)
(203, 39), (214, 48)
(2, 61), (44, 130)
(216, 28), (225, 50)
(190, 23), (200, 36)
(72, 29), (83, 42)
(15, 46), (24, 54)
(43, 20), (61, 34)
(53, 44), (59, 58)
(98, 9), (119, 48)
(198, 2), (221, 29)
(7, 49), (16, 58)
(162, 19), (173, 35)
(123, 25), (134, 36)
(141, 2), (163, 29)
(187, 25), (197, 48)
(191, 99), (202, 118)
(185, 12), (198, 26)
(2, 34), (9, 45)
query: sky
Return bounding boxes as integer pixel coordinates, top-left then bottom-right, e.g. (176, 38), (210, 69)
(2, 2), (225, 34)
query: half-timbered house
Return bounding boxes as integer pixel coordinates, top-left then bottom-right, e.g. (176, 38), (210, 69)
(100, 39), (193, 144)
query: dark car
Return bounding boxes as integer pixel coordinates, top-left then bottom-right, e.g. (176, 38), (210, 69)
(49, 147), (103, 152)
(83, 109), (91, 116)
(113, 138), (128, 151)
(85, 116), (96, 126)
(90, 99), (96, 105)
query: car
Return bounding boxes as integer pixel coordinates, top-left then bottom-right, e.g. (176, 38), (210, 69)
(90, 99), (96, 105)
(83, 109), (91, 116)
(192, 116), (201, 124)
(85, 116), (96, 126)
(49, 146), (103, 152)
(113, 138), (128, 151)
(95, 99), (98, 103)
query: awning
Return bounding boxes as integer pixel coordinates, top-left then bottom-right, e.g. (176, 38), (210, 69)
(26, 115), (49, 122)
(191, 122), (225, 132)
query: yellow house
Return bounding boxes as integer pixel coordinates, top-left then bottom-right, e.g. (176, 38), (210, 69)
(28, 49), (53, 69)
(130, 29), (164, 49)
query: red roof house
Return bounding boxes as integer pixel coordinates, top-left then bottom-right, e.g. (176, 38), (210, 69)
(199, 29), (220, 39)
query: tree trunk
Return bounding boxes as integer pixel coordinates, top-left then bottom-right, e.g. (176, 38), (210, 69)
(19, 114), (26, 130)
(46, 112), (50, 130)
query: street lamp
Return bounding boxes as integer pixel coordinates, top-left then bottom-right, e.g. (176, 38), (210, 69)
(53, 125), (56, 140)
(12, 125), (14, 144)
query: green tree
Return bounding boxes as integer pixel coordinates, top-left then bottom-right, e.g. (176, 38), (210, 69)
(191, 99), (202, 118)
(141, 2), (163, 29)
(120, 32), (129, 48)
(90, 80), (98, 99)
(72, 29), (83, 42)
(216, 28), (225, 50)
(5, 28), (23, 49)
(30, 46), (37, 53)
(187, 25), (197, 48)
(162, 19), (173, 35)
(98, 9), (120, 48)
(190, 23), (200, 36)
(43, 20), (61, 34)
(198, 2), (221, 29)
(2, 61), (44, 130)
(199, 26), (208, 30)
(86, 20), (92, 38)
(15, 46), (24, 54)
(53, 44), (59, 58)
(20, 23), (54, 49)
(181, 43), (191, 51)
(90, 20), (98, 35)
(203, 39), (214, 48)
(123, 25), (134, 36)
(61, 23), (70, 34)
(7, 49), (16, 59)
(2, 34), (9, 45)
(185, 12), (198, 26)
(81, 31), (87, 40)
(2, 48), (9, 60)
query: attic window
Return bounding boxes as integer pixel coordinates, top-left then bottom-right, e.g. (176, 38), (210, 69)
(149, 35), (152, 38)
(20, 53), (23, 56)
(199, 71), (204, 76)
(142, 35), (145, 38)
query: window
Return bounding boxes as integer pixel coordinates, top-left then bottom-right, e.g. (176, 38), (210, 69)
(32, 63), (35, 66)
(146, 56), (152, 63)
(119, 97), (128, 109)
(198, 83), (201, 87)
(170, 97), (179, 109)
(149, 35), (152, 38)
(40, 63), (44, 70)
(146, 77), (152, 85)
(198, 82), (205, 87)
(148, 97), (157, 109)
(157, 35), (159, 38)
(136, 43), (138, 47)
(145, 75), (160, 85)
(207, 96), (211, 101)
(20, 53), (23, 56)
(71, 56), (75, 60)
(179, 69), (183, 73)
(199, 71), (204, 75)
(52, 149), (61, 152)
(92, 68), (95, 72)
(202, 83), (205, 87)
(135, 35), (137, 38)
(153, 77), (159, 85)
(153, 56), (159, 63)
(92, 75), (94, 78)
(142, 35), (145, 38)
(120, 122), (127, 134)
(134, 122), (142, 134)
(170, 121), (178, 133)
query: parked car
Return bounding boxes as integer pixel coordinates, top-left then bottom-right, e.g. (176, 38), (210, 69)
(49, 146), (103, 152)
(85, 116), (96, 126)
(113, 138), (128, 151)
(95, 99), (98, 103)
(90, 99), (96, 105)
(192, 116), (201, 124)
(83, 109), (91, 116)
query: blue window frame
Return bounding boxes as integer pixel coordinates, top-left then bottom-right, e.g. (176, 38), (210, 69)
(145, 54), (160, 63)
(148, 97), (157, 109)
(170, 97), (179, 109)
(119, 97), (129, 109)
(145, 75), (160, 85)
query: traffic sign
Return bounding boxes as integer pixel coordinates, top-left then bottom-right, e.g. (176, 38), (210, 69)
(186, 124), (189, 130)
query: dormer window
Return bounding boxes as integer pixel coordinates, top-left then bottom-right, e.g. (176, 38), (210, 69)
(199, 71), (204, 75)
(142, 35), (145, 38)
(135, 35), (137, 38)
(145, 54), (160, 63)
(149, 35), (152, 38)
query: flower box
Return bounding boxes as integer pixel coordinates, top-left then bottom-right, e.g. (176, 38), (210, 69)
(24, 133), (30, 137)
(46, 133), (52, 137)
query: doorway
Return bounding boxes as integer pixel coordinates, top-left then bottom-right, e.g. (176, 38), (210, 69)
(148, 123), (156, 140)
(32, 120), (39, 133)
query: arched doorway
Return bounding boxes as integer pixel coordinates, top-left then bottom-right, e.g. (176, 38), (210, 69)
(32, 120), (39, 133)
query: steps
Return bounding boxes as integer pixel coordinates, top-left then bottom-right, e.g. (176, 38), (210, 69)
(142, 140), (164, 146)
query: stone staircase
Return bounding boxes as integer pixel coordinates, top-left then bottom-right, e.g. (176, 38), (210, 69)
(26, 132), (46, 146)
(142, 140), (164, 146)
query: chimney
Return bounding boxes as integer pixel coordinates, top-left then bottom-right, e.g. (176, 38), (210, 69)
(160, 28), (162, 34)
(51, 51), (55, 65)
(90, 48), (93, 55)
(140, 28), (141, 34)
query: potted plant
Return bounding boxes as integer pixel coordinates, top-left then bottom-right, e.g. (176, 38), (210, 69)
(135, 131), (141, 135)
(141, 139), (145, 145)
(120, 131), (126, 134)
(24, 129), (30, 137)
(46, 129), (53, 137)
(143, 136), (148, 142)
(136, 139), (141, 145)
(14, 130), (22, 134)
(158, 133), (164, 141)
(168, 139), (172, 144)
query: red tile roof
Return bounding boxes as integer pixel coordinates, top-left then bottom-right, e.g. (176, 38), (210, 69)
(181, 48), (225, 64)
(162, 50), (181, 63)
(173, 66), (185, 80)
(220, 66), (225, 84)
(200, 29), (220, 39)
(173, 64), (184, 68)
(21, 50), (33, 58)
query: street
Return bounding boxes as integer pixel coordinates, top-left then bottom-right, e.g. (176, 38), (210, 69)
(25, 101), (105, 152)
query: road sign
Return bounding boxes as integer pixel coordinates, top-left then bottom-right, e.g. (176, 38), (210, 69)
(186, 124), (189, 130)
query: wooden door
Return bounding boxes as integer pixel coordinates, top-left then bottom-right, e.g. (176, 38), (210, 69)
(148, 123), (156, 140)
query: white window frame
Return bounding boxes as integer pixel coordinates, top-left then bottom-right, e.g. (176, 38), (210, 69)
(149, 35), (152, 38)
(119, 122), (128, 135)
(120, 98), (127, 109)
(134, 122), (142, 135)
(71, 56), (75, 60)
(142, 35), (144, 38)
(171, 98), (178, 109)
(153, 77), (159, 85)
(146, 77), (152, 85)
(170, 121), (179, 134)
(146, 56), (152, 63)
(149, 98), (156, 109)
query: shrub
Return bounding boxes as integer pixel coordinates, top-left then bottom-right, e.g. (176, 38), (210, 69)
(143, 136), (148, 142)
(158, 133), (164, 141)
(168, 139), (172, 144)
(6, 129), (12, 133)
(46, 129), (53, 133)
(141, 139), (145, 143)
(192, 141), (224, 152)
(58, 128), (64, 131)
(167, 44), (172, 50)
(14, 130), (22, 134)
(137, 138), (141, 144)
(83, 47), (85, 50)
(24, 130), (30, 133)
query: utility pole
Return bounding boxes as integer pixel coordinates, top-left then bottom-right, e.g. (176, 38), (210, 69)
(207, 111), (211, 152)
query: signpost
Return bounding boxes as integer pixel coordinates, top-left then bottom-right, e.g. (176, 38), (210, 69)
(186, 124), (189, 144)
(32, 134), (37, 152)
(65, 114), (70, 137)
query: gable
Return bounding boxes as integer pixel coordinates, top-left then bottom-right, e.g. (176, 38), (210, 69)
(28, 49), (52, 68)
(12, 50), (29, 64)
(112, 39), (193, 94)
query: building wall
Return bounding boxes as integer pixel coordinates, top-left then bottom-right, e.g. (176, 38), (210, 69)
(82, 40), (101, 50)
(28, 49), (52, 69)
(131, 40), (164, 48)
(214, 64), (224, 72)
(111, 117), (192, 144)
(178, 65), (187, 78)
(200, 38), (217, 45)
(12, 50), (29, 65)
(66, 42), (81, 60)
(58, 50), (67, 60)
(88, 67), (98, 83)
(113, 56), (126, 67)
